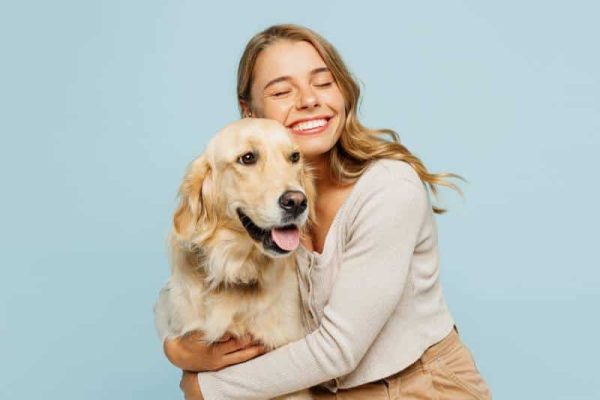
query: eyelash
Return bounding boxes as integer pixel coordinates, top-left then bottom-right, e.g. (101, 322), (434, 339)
(271, 82), (333, 97)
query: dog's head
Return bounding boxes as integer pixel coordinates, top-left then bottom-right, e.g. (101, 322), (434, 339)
(173, 118), (315, 261)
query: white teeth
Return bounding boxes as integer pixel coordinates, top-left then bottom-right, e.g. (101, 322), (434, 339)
(292, 118), (328, 131)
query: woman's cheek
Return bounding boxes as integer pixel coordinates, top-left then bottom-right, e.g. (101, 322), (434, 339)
(262, 99), (292, 123)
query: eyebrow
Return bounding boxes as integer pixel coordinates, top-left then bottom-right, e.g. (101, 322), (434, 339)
(263, 67), (331, 91)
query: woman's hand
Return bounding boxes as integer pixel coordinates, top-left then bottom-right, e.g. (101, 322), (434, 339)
(164, 331), (268, 372)
(180, 370), (203, 400)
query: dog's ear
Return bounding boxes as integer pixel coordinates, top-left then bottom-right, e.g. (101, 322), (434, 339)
(173, 154), (217, 242)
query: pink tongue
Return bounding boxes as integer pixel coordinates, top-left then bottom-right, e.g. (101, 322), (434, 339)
(271, 227), (300, 251)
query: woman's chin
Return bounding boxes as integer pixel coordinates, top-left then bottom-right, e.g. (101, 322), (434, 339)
(293, 139), (333, 159)
(290, 129), (341, 160)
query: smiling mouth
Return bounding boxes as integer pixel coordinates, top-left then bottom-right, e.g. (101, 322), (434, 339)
(288, 116), (332, 134)
(236, 209), (301, 254)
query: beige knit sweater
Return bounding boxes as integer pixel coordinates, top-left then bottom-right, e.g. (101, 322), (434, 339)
(184, 158), (455, 399)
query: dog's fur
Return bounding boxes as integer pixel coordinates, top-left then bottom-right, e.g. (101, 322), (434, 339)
(155, 119), (315, 399)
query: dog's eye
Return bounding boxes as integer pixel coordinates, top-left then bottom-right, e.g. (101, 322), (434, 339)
(238, 152), (257, 165)
(290, 152), (301, 163)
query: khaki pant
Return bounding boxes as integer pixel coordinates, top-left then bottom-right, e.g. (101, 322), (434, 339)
(310, 326), (492, 399)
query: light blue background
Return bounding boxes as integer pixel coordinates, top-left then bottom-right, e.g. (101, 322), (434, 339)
(1, 1), (598, 399)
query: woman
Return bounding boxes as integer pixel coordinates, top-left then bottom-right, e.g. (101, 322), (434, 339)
(163, 24), (492, 399)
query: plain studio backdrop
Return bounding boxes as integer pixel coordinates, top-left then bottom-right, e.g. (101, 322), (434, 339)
(1, 1), (598, 399)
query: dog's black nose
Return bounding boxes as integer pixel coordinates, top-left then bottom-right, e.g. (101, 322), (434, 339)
(279, 191), (307, 216)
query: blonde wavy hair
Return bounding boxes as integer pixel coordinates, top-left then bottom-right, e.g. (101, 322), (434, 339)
(237, 24), (464, 214)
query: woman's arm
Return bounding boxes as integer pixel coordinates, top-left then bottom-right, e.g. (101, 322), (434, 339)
(163, 330), (267, 372)
(157, 300), (268, 398)
(181, 370), (204, 400)
(154, 276), (268, 372)
(196, 173), (430, 399)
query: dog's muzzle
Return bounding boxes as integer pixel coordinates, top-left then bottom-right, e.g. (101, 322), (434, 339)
(236, 205), (304, 255)
(278, 191), (307, 220)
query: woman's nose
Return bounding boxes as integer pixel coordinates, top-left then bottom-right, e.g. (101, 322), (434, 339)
(296, 85), (319, 109)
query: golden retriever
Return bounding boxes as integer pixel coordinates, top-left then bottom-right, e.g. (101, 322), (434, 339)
(154, 118), (315, 399)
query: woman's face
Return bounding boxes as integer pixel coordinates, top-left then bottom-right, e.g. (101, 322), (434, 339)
(245, 40), (346, 162)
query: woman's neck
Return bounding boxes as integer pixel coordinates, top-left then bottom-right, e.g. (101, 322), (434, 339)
(306, 153), (350, 195)
(306, 155), (333, 193)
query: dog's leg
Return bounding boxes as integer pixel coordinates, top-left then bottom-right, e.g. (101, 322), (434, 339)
(201, 297), (238, 343)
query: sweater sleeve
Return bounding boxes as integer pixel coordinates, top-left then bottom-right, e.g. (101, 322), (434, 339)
(197, 173), (429, 399)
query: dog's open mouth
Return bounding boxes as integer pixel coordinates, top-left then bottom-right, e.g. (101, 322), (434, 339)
(237, 209), (301, 254)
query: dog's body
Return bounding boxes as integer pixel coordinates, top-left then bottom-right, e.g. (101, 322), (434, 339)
(155, 240), (305, 347)
(155, 119), (315, 399)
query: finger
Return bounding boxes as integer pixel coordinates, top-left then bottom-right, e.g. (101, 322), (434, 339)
(215, 332), (233, 343)
(182, 330), (206, 345)
(215, 335), (254, 355)
(221, 345), (268, 367)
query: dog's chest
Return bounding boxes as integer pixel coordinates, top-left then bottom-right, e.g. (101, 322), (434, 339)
(201, 266), (306, 347)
